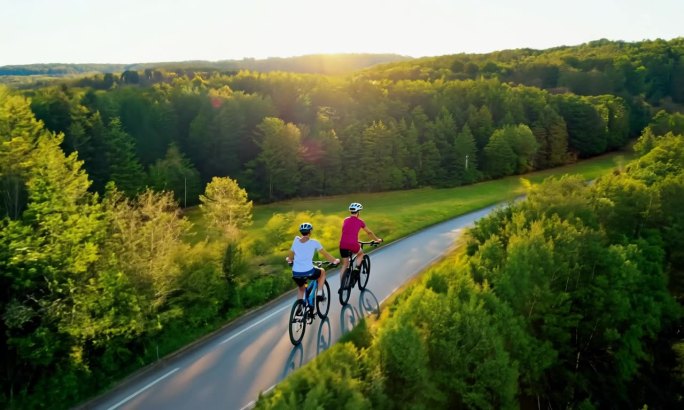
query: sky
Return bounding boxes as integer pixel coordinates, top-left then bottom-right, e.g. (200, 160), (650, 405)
(1, 0), (682, 65)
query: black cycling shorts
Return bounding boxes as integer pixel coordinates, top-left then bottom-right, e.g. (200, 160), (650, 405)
(292, 267), (321, 287)
(339, 248), (355, 258)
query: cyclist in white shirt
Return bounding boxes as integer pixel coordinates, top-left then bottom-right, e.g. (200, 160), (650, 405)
(286, 222), (340, 301)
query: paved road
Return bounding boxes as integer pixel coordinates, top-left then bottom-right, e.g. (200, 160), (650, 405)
(90, 204), (500, 410)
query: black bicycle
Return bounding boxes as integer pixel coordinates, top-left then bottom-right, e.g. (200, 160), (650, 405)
(339, 241), (379, 305)
(288, 261), (336, 345)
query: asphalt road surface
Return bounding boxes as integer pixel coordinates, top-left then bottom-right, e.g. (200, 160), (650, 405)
(89, 203), (500, 410)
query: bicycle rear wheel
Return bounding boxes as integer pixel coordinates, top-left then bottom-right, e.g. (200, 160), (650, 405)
(339, 269), (352, 306)
(316, 280), (331, 319)
(358, 255), (371, 290)
(288, 300), (307, 345)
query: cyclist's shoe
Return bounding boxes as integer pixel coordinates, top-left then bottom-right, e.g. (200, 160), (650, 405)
(316, 294), (326, 302)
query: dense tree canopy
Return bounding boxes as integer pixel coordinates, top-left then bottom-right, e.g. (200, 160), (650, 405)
(2, 38), (684, 408)
(9, 39), (681, 204)
(257, 130), (684, 409)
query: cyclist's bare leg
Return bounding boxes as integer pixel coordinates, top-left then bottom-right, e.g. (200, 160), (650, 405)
(317, 269), (326, 294)
(353, 249), (365, 270)
(340, 256), (351, 282)
(297, 285), (305, 300)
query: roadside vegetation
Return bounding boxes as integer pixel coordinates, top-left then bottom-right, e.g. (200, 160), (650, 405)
(1, 37), (684, 408)
(256, 130), (684, 409)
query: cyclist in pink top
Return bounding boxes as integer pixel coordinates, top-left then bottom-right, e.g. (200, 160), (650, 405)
(338, 202), (382, 293)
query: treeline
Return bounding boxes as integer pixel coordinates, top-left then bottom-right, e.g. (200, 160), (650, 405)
(24, 62), (644, 205)
(1, 84), (376, 409)
(1, 38), (682, 408)
(256, 129), (684, 408)
(364, 38), (684, 105)
(0, 86), (316, 408)
(0, 53), (410, 78)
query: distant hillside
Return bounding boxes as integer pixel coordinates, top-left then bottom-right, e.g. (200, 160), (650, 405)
(0, 54), (412, 77)
(359, 38), (684, 105)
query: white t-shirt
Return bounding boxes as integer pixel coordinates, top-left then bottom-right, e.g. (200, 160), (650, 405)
(290, 236), (322, 274)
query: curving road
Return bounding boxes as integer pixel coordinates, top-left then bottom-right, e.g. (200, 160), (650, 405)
(87, 204), (500, 410)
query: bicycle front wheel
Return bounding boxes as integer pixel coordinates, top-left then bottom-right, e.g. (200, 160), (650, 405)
(358, 255), (371, 290)
(316, 280), (331, 319)
(339, 270), (352, 306)
(288, 300), (307, 345)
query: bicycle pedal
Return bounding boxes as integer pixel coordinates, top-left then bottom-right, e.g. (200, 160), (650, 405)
(316, 295), (326, 302)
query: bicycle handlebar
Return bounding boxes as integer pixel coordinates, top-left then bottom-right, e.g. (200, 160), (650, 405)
(359, 240), (381, 247)
(314, 261), (339, 268)
(287, 259), (339, 268)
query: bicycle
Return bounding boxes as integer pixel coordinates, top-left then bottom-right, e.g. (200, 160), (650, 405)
(288, 261), (337, 345)
(339, 240), (379, 305)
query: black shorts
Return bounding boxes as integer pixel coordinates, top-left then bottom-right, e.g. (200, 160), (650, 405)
(292, 267), (322, 287)
(340, 248), (355, 258)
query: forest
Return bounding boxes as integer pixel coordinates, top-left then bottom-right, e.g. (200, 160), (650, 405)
(257, 130), (684, 409)
(0, 38), (683, 408)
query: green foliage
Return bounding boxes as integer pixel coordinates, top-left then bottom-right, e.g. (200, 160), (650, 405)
(199, 176), (253, 240)
(4, 39), (684, 408)
(450, 124), (480, 185)
(9, 50), (660, 206)
(149, 143), (202, 207)
(256, 343), (372, 410)
(376, 318), (431, 405)
(252, 117), (302, 201)
(0, 87), (135, 408)
(172, 241), (227, 326)
(338, 318), (373, 349)
(556, 94), (608, 157)
(483, 129), (517, 178)
(102, 187), (190, 315)
(465, 138), (683, 405)
(104, 117), (146, 196)
(250, 211), (342, 257)
(648, 110), (684, 136)
(532, 105), (570, 168)
(259, 133), (682, 409)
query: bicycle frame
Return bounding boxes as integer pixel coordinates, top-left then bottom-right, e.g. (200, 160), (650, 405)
(339, 241), (377, 305)
(288, 261), (334, 345)
(303, 279), (318, 308)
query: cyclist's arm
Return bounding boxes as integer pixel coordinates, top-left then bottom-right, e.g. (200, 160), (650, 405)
(362, 227), (382, 242)
(319, 248), (340, 265)
(286, 249), (295, 264)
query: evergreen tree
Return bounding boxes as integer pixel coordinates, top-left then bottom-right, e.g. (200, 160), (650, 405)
(0, 86), (39, 218)
(432, 107), (457, 185)
(149, 143), (202, 207)
(483, 130), (516, 178)
(451, 124), (479, 184)
(507, 124), (539, 173)
(467, 105), (495, 150)
(0, 87), (123, 407)
(104, 117), (146, 196)
(556, 95), (608, 157)
(254, 117), (301, 201)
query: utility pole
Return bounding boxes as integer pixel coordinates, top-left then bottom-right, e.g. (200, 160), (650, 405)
(465, 154), (469, 170)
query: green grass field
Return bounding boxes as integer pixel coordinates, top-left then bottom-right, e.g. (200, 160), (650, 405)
(185, 151), (632, 244)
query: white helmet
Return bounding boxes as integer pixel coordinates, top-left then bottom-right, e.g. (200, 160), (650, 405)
(299, 222), (313, 233)
(349, 202), (363, 213)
